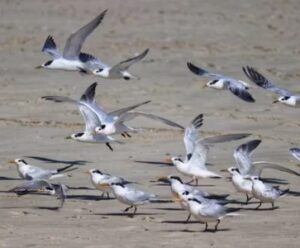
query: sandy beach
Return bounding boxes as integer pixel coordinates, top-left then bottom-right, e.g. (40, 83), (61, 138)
(0, 0), (300, 247)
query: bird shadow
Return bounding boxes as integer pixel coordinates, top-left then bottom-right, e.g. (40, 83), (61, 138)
(67, 186), (95, 190)
(134, 160), (173, 167)
(0, 176), (22, 181)
(67, 194), (114, 201)
(33, 206), (61, 211)
(242, 206), (279, 211)
(25, 156), (89, 166)
(289, 190), (300, 196)
(161, 220), (200, 224)
(153, 207), (183, 211)
(92, 212), (160, 218)
(150, 199), (174, 204)
(161, 228), (230, 233)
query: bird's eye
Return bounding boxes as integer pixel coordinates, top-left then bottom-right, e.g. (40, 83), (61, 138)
(44, 60), (53, 66)
(101, 124), (106, 129)
(96, 68), (103, 73)
(75, 132), (84, 137)
(209, 79), (218, 85)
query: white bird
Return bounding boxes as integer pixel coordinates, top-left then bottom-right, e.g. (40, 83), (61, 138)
(86, 169), (132, 199)
(289, 148), (300, 171)
(43, 82), (183, 141)
(42, 82), (136, 151)
(227, 140), (298, 203)
(36, 10), (107, 72)
(247, 176), (289, 209)
(171, 113), (250, 185)
(159, 175), (229, 222)
(176, 191), (240, 232)
(101, 182), (156, 216)
(9, 158), (76, 180)
(187, 62), (255, 102)
(83, 49), (149, 80)
(9, 179), (68, 208)
(243, 66), (300, 107)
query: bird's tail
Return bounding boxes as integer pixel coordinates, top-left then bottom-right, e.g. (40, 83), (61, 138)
(56, 164), (77, 173)
(280, 188), (290, 197)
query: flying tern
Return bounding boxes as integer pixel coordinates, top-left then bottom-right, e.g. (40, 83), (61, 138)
(187, 62), (255, 102)
(36, 10), (107, 72)
(243, 66), (300, 107)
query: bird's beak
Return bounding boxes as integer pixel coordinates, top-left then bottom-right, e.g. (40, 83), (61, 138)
(157, 176), (168, 182)
(202, 84), (207, 89)
(173, 197), (183, 203)
(65, 136), (72, 140)
(273, 100), (279, 103)
(83, 170), (90, 174)
(7, 160), (15, 164)
(35, 65), (43, 69)
(220, 169), (228, 172)
(99, 183), (110, 187)
(164, 156), (172, 163)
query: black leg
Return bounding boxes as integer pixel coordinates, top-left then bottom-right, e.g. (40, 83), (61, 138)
(204, 223), (208, 232)
(133, 206), (137, 216)
(272, 202), (275, 209)
(255, 202), (262, 210)
(106, 142), (113, 151)
(214, 220), (220, 232)
(124, 132), (131, 138)
(246, 194), (252, 204)
(185, 213), (191, 223)
(195, 178), (198, 186)
(106, 192), (110, 199)
(121, 133), (126, 137)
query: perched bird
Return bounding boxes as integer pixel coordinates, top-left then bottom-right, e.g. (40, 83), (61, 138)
(86, 169), (132, 199)
(36, 10), (107, 72)
(101, 182), (156, 216)
(171, 113), (250, 185)
(246, 176), (289, 209)
(9, 158), (76, 180)
(187, 62), (255, 102)
(159, 175), (229, 222)
(243, 66), (300, 107)
(9, 179), (68, 209)
(176, 191), (240, 232)
(83, 49), (149, 80)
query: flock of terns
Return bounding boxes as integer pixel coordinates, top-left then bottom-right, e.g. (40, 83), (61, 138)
(3, 10), (300, 232)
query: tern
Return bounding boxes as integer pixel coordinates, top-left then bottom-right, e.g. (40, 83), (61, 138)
(86, 169), (132, 199)
(36, 10), (107, 72)
(246, 176), (289, 209)
(9, 179), (67, 208)
(187, 62), (255, 102)
(83, 49), (149, 80)
(100, 182), (156, 216)
(176, 191), (240, 232)
(171, 113), (251, 185)
(243, 66), (300, 107)
(9, 158), (76, 180)
(289, 148), (300, 171)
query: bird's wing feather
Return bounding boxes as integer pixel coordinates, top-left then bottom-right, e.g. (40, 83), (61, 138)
(41, 36), (61, 58)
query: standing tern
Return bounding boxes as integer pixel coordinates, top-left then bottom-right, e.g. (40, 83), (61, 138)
(176, 191), (240, 232)
(36, 10), (107, 72)
(100, 182), (156, 216)
(86, 169), (132, 199)
(187, 62), (255, 102)
(83, 49), (149, 80)
(9, 158), (76, 180)
(10, 180), (67, 208)
(243, 66), (300, 107)
(246, 176), (289, 209)
(159, 175), (229, 222)
(171, 113), (251, 185)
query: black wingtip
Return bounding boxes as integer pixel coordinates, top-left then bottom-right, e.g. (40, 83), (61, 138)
(42, 35), (57, 52)
(187, 62), (207, 76)
(106, 142), (113, 151)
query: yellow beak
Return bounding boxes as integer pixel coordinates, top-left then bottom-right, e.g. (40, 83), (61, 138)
(158, 176), (168, 181)
(65, 136), (72, 140)
(164, 156), (172, 163)
(202, 84), (207, 89)
(99, 183), (110, 187)
(35, 65), (43, 69)
(83, 170), (90, 174)
(8, 160), (15, 164)
(173, 197), (183, 203)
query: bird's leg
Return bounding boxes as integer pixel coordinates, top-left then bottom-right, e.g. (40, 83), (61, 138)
(106, 142), (113, 151)
(214, 219), (221, 232)
(124, 132), (131, 138)
(255, 202), (262, 210)
(271, 202), (275, 209)
(124, 205), (133, 212)
(203, 223), (208, 232)
(185, 213), (191, 223)
(195, 178), (199, 186)
(246, 194), (252, 204)
(132, 206), (137, 216)
(106, 192), (110, 199)
(121, 133), (126, 137)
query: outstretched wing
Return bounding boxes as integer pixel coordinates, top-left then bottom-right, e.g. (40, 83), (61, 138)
(233, 140), (261, 175)
(10, 180), (53, 195)
(63, 10), (107, 59)
(228, 82), (255, 103)
(202, 133), (251, 145)
(290, 148), (300, 162)
(108, 100), (151, 118)
(41, 36), (61, 58)
(243, 66), (293, 96)
(187, 62), (230, 80)
(184, 114), (204, 160)
(110, 49), (149, 73)
(250, 161), (299, 177)
(189, 140), (209, 169)
(114, 111), (185, 130)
